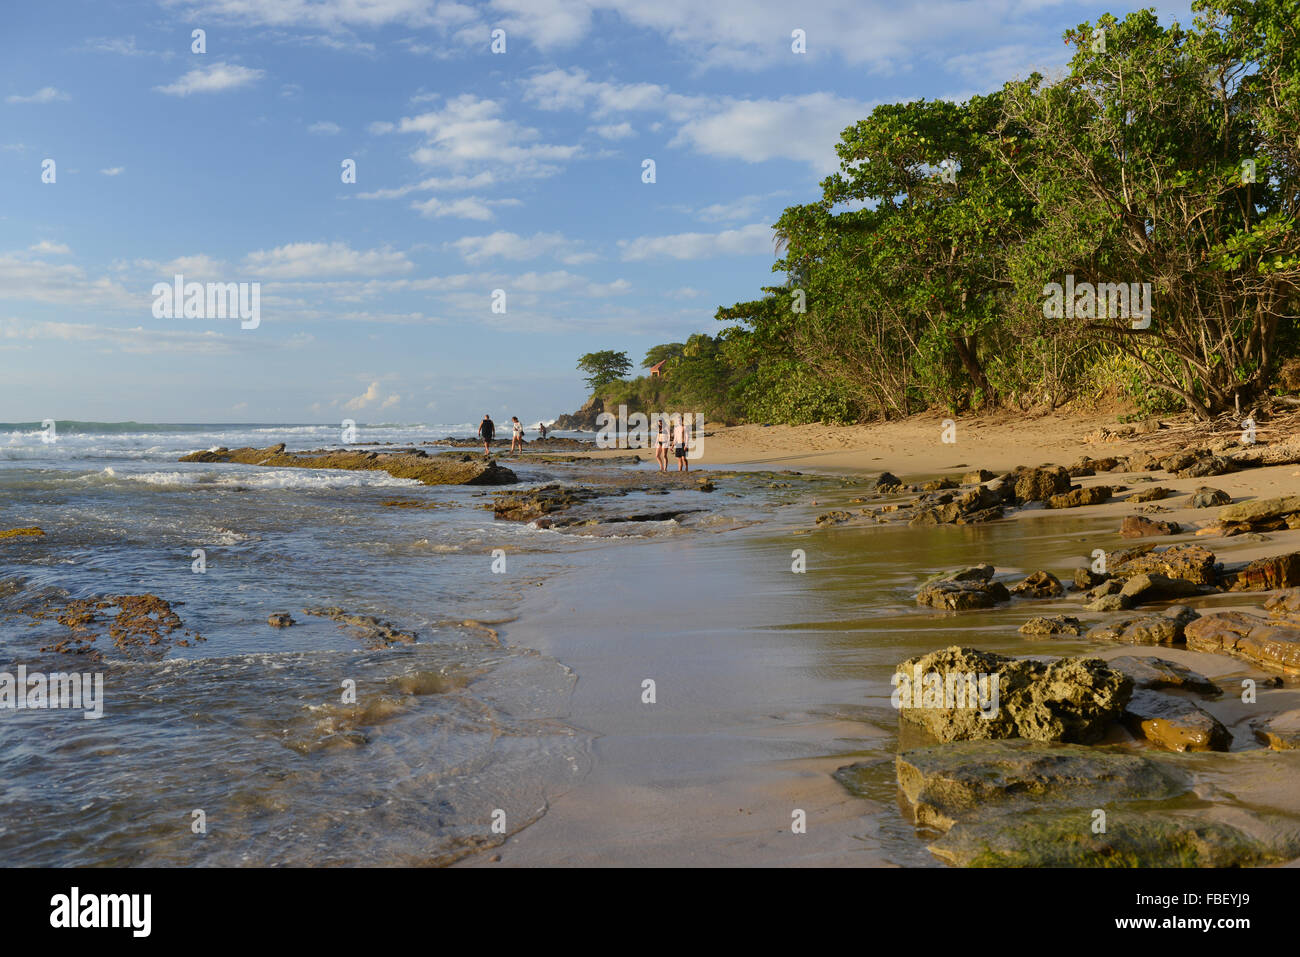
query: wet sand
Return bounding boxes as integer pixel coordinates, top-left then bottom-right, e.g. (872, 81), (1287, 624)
(461, 411), (1300, 867)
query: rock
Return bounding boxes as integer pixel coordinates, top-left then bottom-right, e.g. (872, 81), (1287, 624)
(1191, 486), (1231, 508)
(1106, 656), (1220, 695)
(1009, 570), (1064, 598)
(1177, 455), (1235, 479)
(1086, 594), (1131, 612)
(1222, 552), (1300, 591)
(921, 477), (959, 492)
(1184, 611), (1300, 674)
(875, 471), (903, 490)
(1118, 573), (1201, 603)
(962, 469), (996, 484)
(889, 740), (1188, 832)
(1264, 588), (1300, 617)
(1126, 486), (1173, 503)
(1123, 689), (1230, 752)
(1085, 606), (1200, 645)
(267, 612), (295, 628)
(893, 646), (1131, 744)
(1251, 710), (1300, 750)
(1013, 466), (1071, 502)
(1125, 452), (1162, 472)
(1160, 449), (1204, 472)
(1072, 567), (1106, 591)
(551, 395), (605, 431)
(1228, 433), (1300, 468)
(1218, 495), (1300, 525)
(1119, 515), (1181, 538)
(1046, 486), (1112, 509)
(180, 445), (517, 486)
(1019, 615), (1085, 637)
(492, 484), (608, 521)
(927, 806), (1291, 868)
(816, 510), (853, 526)
(0, 527), (45, 539)
(915, 569), (1011, 610)
(1107, 543), (1217, 585)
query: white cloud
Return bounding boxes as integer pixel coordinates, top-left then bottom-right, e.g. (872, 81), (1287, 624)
(0, 317), (247, 354)
(356, 171), (497, 200)
(0, 252), (139, 308)
(590, 122), (635, 140)
(690, 193), (780, 222)
(374, 94), (579, 176)
(154, 62), (264, 96)
(29, 240), (71, 255)
(307, 120), (342, 135)
(243, 242), (413, 279)
(100, 166), (125, 176)
(618, 223), (775, 261)
(447, 231), (594, 265)
(411, 196), (522, 220)
(523, 68), (870, 174)
(82, 36), (173, 58)
(344, 380), (401, 411)
(6, 87), (70, 104)
(671, 93), (873, 175)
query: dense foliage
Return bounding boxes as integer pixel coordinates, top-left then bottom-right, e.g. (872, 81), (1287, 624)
(582, 3), (1299, 424)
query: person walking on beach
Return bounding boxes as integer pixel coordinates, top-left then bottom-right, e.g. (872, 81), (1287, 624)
(539, 423), (548, 440)
(478, 414), (495, 456)
(654, 418), (669, 472)
(672, 416), (689, 472)
(510, 416), (524, 452)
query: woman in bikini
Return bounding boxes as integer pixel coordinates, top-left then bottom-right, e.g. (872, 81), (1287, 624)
(654, 418), (669, 472)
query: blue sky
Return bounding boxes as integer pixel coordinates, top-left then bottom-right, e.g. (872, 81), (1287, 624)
(1, 0), (1190, 425)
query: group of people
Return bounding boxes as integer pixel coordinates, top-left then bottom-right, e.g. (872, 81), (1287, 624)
(653, 417), (692, 472)
(478, 414), (546, 455)
(476, 413), (691, 472)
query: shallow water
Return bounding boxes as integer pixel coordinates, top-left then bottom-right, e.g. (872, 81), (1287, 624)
(0, 423), (825, 865)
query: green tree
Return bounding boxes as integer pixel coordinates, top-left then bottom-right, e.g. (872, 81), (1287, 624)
(576, 350), (632, 391)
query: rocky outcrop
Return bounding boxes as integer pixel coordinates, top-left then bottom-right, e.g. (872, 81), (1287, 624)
(1125, 486), (1173, 503)
(1222, 552), (1300, 591)
(1106, 543), (1217, 585)
(1120, 515), (1181, 538)
(1047, 485), (1112, 508)
(927, 806), (1292, 868)
(1012, 466), (1071, 502)
(180, 445), (517, 486)
(893, 646), (1131, 744)
(1184, 611), (1300, 674)
(1122, 689), (1230, 752)
(1191, 486), (1231, 508)
(915, 566), (1010, 610)
(1009, 570), (1064, 598)
(1019, 615), (1085, 637)
(1085, 606), (1199, 645)
(551, 395), (605, 431)
(1118, 573), (1201, 603)
(1251, 710), (1300, 750)
(1107, 656), (1220, 695)
(889, 740), (1188, 833)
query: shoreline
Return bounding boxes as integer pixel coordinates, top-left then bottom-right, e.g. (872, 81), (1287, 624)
(455, 409), (1300, 866)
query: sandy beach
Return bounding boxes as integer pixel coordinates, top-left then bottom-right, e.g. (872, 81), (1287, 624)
(453, 408), (1300, 867)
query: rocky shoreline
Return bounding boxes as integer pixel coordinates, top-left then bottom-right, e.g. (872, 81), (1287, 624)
(826, 439), (1300, 867)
